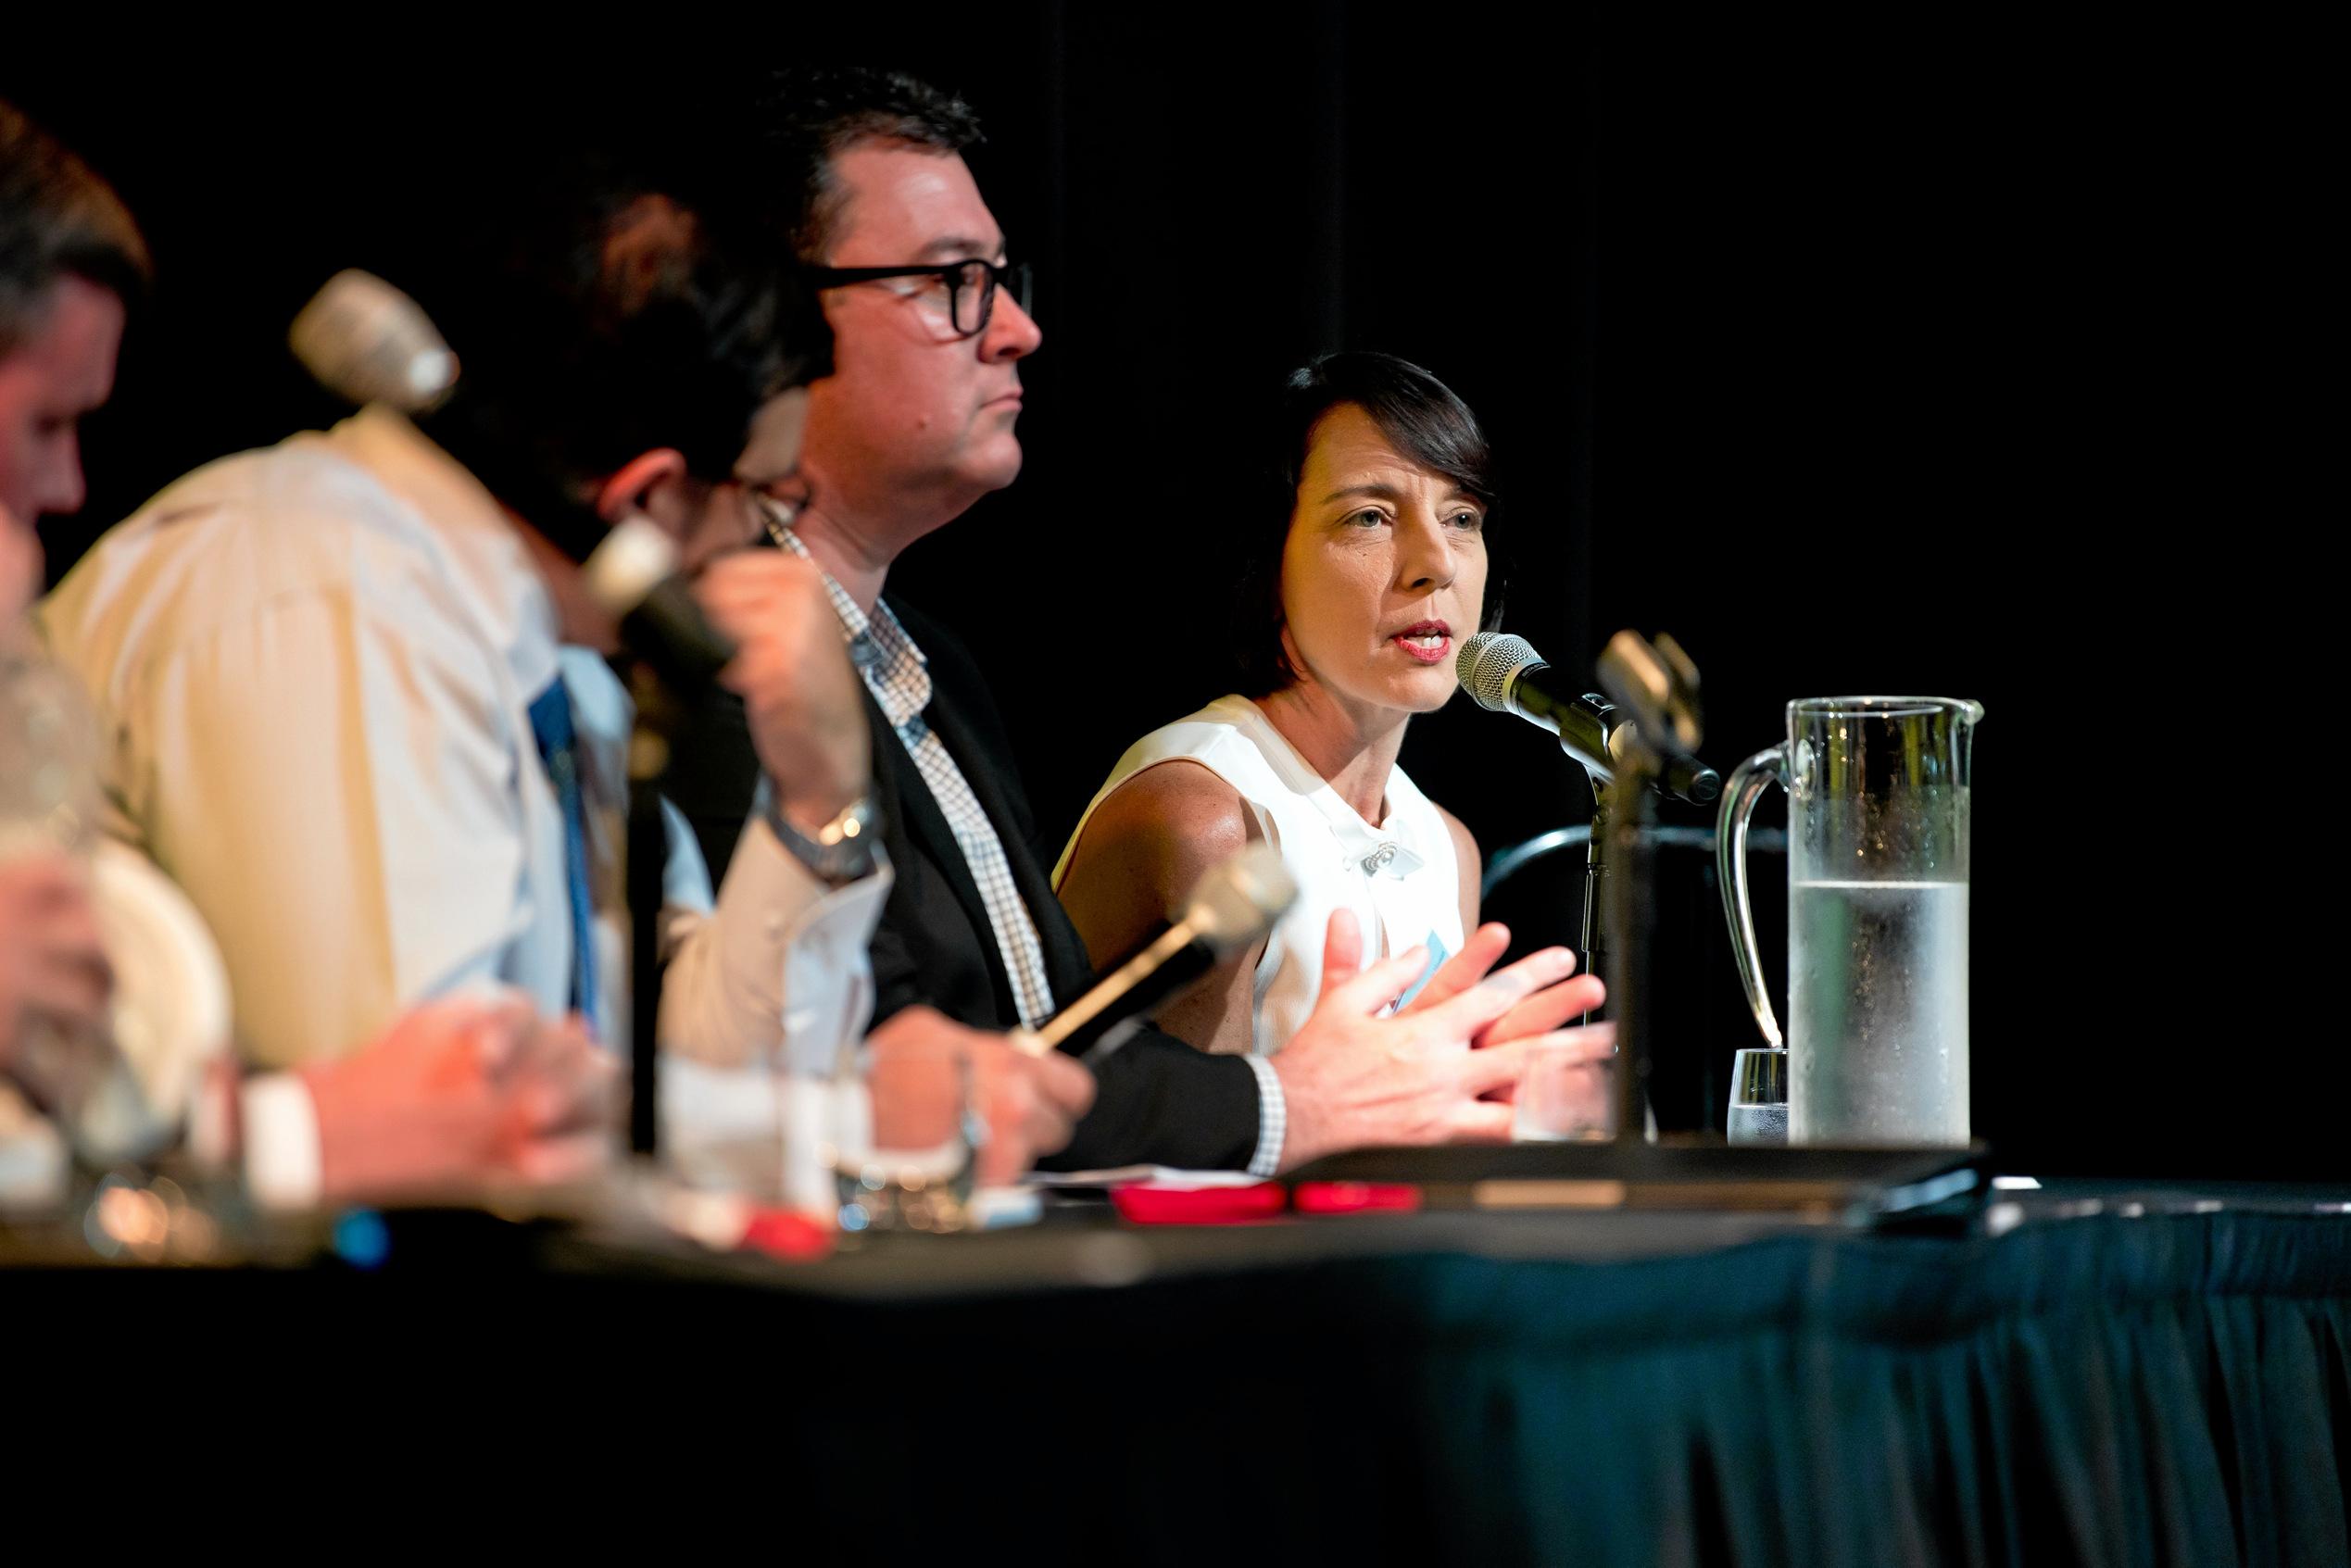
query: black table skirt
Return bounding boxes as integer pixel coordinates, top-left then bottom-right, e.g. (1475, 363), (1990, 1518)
(14, 1203), (2351, 1566)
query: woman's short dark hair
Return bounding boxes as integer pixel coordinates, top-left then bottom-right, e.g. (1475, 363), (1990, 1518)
(1231, 351), (1501, 696)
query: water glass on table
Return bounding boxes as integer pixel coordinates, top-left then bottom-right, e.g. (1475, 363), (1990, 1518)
(1726, 1047), (1788, 1146)
(1511, 1030), (1616, 1142)
(830, 1033), (983, 1233)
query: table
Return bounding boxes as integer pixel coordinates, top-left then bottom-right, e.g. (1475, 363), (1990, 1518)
(9, 1182), (2349, 1566)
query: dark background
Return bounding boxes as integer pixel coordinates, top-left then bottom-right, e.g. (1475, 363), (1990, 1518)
(7, 12), (2318, 1175)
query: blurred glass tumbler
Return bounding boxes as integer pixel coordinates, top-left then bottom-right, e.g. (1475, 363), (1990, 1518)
(1, 652), (107, 1137)
(1512, 1036), (1615, 1142)
(1718, 696), (1981, 1146)
(0, 650), (99, 859)
(1725, 1047), (1789, 1146)
(829, 1036), (984, 1233)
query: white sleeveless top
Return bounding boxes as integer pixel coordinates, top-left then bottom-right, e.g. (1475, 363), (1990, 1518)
(1053, 695), (1464, 1057)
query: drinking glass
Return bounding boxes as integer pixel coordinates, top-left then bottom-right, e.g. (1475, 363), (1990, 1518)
(1511, 1033), (1616, 1142)
(1725, 1047), (1789, 1146)
(830, 1034), (983, 1233)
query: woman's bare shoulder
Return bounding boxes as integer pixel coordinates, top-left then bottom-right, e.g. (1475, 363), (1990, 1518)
(1075, 760), (1254, 879)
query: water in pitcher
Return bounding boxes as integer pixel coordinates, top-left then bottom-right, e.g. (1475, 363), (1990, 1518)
(1790, 880), (1969, 1144)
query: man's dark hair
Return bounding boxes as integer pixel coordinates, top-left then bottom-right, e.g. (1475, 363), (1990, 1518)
(0, 100), (152, 355)
(415, 171), (830, 523)
(1233, 352), (1503, 696)
(754, 67), (985, 262)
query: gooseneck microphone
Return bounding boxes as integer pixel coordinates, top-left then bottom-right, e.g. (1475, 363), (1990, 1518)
(1022, 844), (1298, 1063)
(1457, 633), (1720, 804)
(288, 270), (735, 696)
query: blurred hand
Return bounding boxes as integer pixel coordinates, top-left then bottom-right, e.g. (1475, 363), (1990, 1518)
(865, 1006), (1096, 1186)
(1270, 910), (1598, 1171)
(694, 551), (870, 835)
(302, 992), (616, 1203)
(0, 854), (112, 1098)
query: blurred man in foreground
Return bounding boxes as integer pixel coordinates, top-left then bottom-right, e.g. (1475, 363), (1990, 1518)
(19, 103), (1087, 1201)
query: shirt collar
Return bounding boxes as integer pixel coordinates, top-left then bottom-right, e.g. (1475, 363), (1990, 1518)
(760, 498), (931, 731)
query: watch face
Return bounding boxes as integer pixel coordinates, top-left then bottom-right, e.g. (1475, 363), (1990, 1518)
(773, 796), (876, 881)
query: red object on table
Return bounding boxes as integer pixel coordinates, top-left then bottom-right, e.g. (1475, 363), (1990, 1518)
(1292, 1181), (1424, 1215)
(740, 1207), (836, 1261)
(1112, 1182), (1289, 1225)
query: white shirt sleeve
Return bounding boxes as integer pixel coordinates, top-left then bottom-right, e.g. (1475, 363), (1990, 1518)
(239, 1072), (323, 1210)
(656, 811), (891, 1075)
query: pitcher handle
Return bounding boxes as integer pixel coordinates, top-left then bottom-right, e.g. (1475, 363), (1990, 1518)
(1716, 744), (1787, 1047)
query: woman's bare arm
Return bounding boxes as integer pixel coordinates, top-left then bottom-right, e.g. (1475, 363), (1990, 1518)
(1058, 761), (1264, 1057)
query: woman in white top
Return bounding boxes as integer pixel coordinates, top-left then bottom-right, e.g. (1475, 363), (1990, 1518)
(1057, 353), (1590, 1057)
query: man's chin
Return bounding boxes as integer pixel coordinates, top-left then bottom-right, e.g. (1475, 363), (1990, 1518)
(962, 440), (1025, 496)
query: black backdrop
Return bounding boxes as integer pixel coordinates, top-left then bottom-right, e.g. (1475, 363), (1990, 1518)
(6, 13), (2321, 1176)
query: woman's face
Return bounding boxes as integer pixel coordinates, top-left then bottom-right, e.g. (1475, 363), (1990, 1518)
(1277, 402), (1488, 717)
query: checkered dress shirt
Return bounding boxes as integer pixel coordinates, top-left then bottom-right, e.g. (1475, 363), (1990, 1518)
(767, 519), (1058, 1029)
(765, 508), (1288, 1175)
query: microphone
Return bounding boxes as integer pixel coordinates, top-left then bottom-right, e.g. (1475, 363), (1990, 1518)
(1458, 632), (1720, 804)
(288, 270), (459, 415)
(1023, 844), (1298, 1063)
(288, 270), (735, 696)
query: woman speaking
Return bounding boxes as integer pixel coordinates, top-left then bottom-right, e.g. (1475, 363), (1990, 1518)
(1056, 352), (1597, 1057)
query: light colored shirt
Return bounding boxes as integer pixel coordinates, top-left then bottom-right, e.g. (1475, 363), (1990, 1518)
(40, 408), (886, 1202)
(1056, 694), (1464, 1057)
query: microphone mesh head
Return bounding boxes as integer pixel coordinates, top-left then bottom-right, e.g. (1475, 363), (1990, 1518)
(1184, 843), (1299, 952)
(1457, 632), (1540, 712)
(289, 270), (459, 413)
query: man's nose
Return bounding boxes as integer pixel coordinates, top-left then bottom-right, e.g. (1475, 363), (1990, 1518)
(981, 291), (1043, 362)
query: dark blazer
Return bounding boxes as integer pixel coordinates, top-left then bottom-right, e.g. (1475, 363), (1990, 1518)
(671, 597), (1265, 1172)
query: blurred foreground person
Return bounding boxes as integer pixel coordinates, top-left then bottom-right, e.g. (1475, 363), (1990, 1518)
(3, 98), (201, 1194)
(5, 100), (644, 1203)
(31, 116), (1086, 1201)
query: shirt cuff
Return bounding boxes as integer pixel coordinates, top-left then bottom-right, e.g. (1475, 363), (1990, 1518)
(1241, 1053), (1287, 1178)
(241, 1072), (322, 1210)
(671, 812), (890, 1072)
(735, 822), (893, 1076)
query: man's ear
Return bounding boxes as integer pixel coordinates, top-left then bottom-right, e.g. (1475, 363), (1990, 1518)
(594, 448), (692, 534)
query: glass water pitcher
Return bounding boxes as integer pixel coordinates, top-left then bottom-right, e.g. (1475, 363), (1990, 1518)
(1716, 697), (1982, 1145)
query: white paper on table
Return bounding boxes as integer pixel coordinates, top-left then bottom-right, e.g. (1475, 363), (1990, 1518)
(1023, 1166), (1267, 1189)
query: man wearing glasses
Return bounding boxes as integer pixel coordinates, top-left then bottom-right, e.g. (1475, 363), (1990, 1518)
(662, 69), (1591, 1176)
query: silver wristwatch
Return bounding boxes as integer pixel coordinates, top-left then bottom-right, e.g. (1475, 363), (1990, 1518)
(766, 791), (880, 883)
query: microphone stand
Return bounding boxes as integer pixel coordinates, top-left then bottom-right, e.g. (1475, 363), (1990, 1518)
(1557, 686), (1624, 1032)
(1592, 633), (1707, 1147)
(1578, 762), (1608, 1031)
(624, 671), (679, 1159)
(1597, 736), (1660, 1143)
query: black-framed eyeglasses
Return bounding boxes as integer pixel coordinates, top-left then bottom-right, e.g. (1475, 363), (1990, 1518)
(805, 258), (1033, 337)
